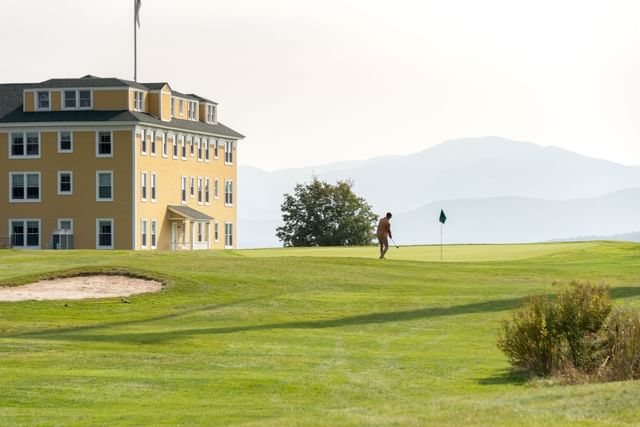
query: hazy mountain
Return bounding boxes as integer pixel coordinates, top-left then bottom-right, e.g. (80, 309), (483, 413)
(551, 231), (640, 243)
(238, 136), (640, 248)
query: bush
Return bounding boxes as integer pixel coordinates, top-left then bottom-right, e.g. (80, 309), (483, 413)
(599, 308), (640, 381)
(497, 281), (611, 377)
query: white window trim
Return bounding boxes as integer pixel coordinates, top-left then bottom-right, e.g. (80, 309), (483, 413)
(150, 131), (157, 157)
(9, 171), (41, 203)
(133, 90), (145, 112)
(190, 176), (195, 198)
(78, 89), (93, 110)
(151, 172), (157, 202)
(150, 219), (157, 249)
(8, 218), (41, 249)
(140, 171), (148, 202)
(197, 177), (203, 205)
(62, 89), (77, 110)
(35, 90), (51, 111)
(141, 130), (148, 155)
(224, 222), (233, 248)
(214, 222), (219, 242)
(224, 179), (233, 207)
(204, 139), (210, 162)
(197, 138), (203, 162)
(205, 177), (210, 205)
(57, 218), (74, 232)
(224, 140), (233, 165)
(213, 140), (219, 159)
(9, 131), (41, 159)
(181, 175), (187, 204)
(57, 131), (73, 153)
(214, 178), (219, 200)
(96, 218), (114, 249)
(161, 133), (168, 158)
(180, 135), (186, 160)
(141, 218), (148, 249)
(96, 130), (114, 158)
(57, 171), (73, 196)
(96, 170), (114, 202)
(188, 136), (194, 157)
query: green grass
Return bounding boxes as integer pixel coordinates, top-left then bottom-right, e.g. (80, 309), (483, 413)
(1, 242), (639, 426)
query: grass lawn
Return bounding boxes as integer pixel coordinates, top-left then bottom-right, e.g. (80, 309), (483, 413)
(1, 241), (639, 426)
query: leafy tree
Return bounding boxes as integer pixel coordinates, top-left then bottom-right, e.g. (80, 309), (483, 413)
(276, 178), (378, 247)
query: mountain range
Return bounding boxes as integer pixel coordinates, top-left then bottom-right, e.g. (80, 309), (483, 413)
(238, 137), (640, 248)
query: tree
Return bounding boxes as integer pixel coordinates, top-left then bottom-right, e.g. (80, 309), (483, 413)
(276, 178), (378, 247)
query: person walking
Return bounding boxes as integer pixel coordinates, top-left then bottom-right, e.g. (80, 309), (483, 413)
(376, 212), (392, 259)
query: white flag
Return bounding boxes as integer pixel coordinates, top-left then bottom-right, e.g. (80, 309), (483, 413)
(135, 0), (142, 28)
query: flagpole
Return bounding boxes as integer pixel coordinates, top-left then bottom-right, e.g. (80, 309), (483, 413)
(134, 0), (137, 82)
(440, 223), (443, 261)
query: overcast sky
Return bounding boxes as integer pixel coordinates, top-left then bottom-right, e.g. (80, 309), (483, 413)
(2, 0), (639, 170)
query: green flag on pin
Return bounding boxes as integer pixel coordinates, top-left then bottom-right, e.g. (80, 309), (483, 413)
(439, 209), (447, 224)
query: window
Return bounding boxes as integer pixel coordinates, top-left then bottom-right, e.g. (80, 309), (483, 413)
(57, 218), (73, 232)
(189, 137), (194, 156)
(162, 133), (168, 157)
(197, 222), (203, 243)
(172, 136), (178, 158)
(197, 138), (202, 161)
(225, 223), (233, 247)
(180, 135), (186, 159)
(214, 140), (219, 159)
(10, 219), (40, 249)
(96, 219), (113, 249)
(141, 172), (147, 200)
(36, 91), (50, 110)
(151, 220), (157, 249)
(141, 131), (148, 154)
(151, 131), (156, 156)
(179, 99), (184, 116)
(225, 140), (233, 164)
(141, 219), (148, 248)
(214, 222), (219, 242)
(187, 101), (197, 120)
(10, 172), (40, 202)
(134, 90), (144, 111)
(214, 178), (219, 199)
(225, 180), (233, 205)
(171, 98), (176, 117)
(96, 131), (112, 157)
(96, 171), (113, 201)
(10, 132), (39, 158)
(190, 177), (195, 198)
(64, 90), (77, 109)
(205, 140), (210, 161)
(197, 177), (202, 204)
(79, 90), (91, 108)
(151, 173), (157, 201)
(181, 176), (187, 203)
(57, 171), (73, 195)
(205, 178), (210, 204)
(206, 104), (216, 123)
(58, 131), (73, 153)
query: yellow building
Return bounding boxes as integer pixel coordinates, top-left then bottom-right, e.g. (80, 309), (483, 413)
(0, 75), (243, 250)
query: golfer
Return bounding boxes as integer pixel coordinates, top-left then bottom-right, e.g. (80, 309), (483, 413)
(377, 212), (393, 259)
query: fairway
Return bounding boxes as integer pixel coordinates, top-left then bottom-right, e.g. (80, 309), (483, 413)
(1, 242), (640, 426)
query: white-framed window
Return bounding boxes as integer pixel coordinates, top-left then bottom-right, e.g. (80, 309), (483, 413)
(141, 218), (148, 248)
(197, 222), (203, 243)
(225, 222), (233, 248)
(162, 133), (168, 158)
(133, 90), (144, 111)
(214, 178), (219, 199)
(179, 99), (184, 117)
(171, 136), (178, 159)
(151, 173), (157, 202)
(58, 131), (73, 153)
(197, 177), (203, 204)
(171, 98), (176, 117)
(214, 222), (219, 242)
(180, 135), (186, 159)
(9, 219), (41, 249)
(141, 130), (148, 154)
(188, 136), (194, 156)
(190, 176), (195, 198)
(9, 172), (40, 202)
(57, 171), (73, 195)
(206, 104), (216, 124)
(63, 90), (77, 109)
(205, 139), (210, 161)
(151, 219), (157, 249)
(150, 131), (157, 156)
(225, 140), (233, 164)
(79, 90), (92, 109)
(96, 131), (113, 157)
(224, 180), (233, 206)
(213, 140), (219, 159)
(96, 218), (114, 249)
(187, 101), (197, 120)
(205, 178), (210, 204)
(10, 132), (40, 158)
(96, 171), (113, 201)
(140, 171), (147, 201)
(36, 91), (50, 110)
(57, 218), (73, 232)
(197, 138), (202, 161)
(181, 176), (187, 204)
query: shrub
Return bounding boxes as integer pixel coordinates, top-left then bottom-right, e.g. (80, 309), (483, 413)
(497, 281), (611, 377)
(599, 308), (640, 381)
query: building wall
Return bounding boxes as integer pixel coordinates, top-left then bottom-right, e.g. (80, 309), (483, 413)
(160, 87), (172, 122)
(0, 128), (134, 249)
(94, 90), (130, 111)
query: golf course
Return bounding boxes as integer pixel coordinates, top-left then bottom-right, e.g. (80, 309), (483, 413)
(1, 241), (639, 426)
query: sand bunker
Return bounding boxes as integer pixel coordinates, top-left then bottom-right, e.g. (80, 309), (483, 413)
(0, 275), (162, 302)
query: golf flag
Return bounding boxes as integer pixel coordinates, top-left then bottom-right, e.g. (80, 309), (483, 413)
(135, 0), (142, 28)
(439, 209), (447, 224)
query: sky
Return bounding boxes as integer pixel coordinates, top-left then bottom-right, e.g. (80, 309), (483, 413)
(2, 0), (639, 170)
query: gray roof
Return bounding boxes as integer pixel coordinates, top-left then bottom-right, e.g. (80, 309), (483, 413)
(0, 83), (244, 139)
(143, 82), (170, 91)
(186, 94), (218, 105)
(171, 90), (201, 101)
(167, 205), (214, 221)
(32, 76), (149, 91)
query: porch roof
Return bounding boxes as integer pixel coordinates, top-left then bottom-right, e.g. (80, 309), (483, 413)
(167, 205), (214, 221)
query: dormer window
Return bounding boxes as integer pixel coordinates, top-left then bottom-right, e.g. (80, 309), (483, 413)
(79, 90), (91, 108)
(171, 98), (175, 117)
(62, 90), (92, 110)
(206, 104), (217, 124)
(64, 90), (77, 109)
(36, 91), (50, 110)
(134, 90), (144, 111)
(187, 101), (197, 120)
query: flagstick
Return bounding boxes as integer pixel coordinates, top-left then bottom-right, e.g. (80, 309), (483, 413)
(440, 223), (443, 261)
(134, 0), (137, 82)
